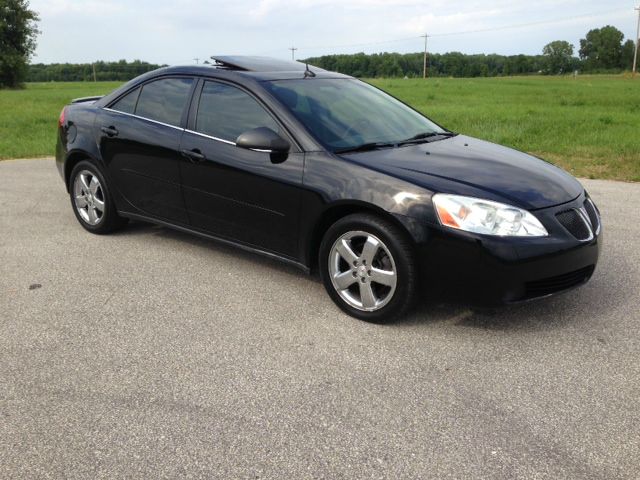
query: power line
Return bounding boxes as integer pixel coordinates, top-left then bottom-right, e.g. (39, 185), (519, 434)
(429, 7), (628, 37)
(298, 36), (418, 52)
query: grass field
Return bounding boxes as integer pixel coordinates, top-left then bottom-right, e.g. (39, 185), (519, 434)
(0, 82), (121, 161)
(1, 76), (639, 181)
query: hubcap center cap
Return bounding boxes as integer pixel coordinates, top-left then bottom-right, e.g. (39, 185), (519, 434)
(357, 265), (367, 277)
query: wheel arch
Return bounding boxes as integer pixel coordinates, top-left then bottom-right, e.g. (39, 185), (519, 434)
(64, 150), (102, 192)
(306, 201), (426, 272)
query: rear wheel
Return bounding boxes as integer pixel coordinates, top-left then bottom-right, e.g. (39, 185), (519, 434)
(319, 214), (417, 323)
(69, 160), (127, 234)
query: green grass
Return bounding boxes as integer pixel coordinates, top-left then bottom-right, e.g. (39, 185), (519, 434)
(0, 82), (120, 160)
(370, 75), (640, 181)
(1, 76), (639, 181)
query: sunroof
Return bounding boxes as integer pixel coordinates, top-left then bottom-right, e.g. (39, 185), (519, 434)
(211, 56), (323, 72)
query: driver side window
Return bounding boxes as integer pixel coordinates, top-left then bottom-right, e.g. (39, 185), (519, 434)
(195, 81), (280, 142)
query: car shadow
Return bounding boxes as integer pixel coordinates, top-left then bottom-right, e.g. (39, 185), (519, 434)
(399, 264), (619, 332)
(113, 220), (311, 279)
(114, 221), (623, 332)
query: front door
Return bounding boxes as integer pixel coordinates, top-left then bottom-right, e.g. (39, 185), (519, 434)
(179, 80), (304, 258)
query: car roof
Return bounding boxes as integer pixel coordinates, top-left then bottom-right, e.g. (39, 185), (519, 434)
(96, 56), (351, 107)
(154, 56), (350, 81)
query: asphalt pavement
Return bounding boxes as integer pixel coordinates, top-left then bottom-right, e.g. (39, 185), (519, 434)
(1, 158), (639, 479)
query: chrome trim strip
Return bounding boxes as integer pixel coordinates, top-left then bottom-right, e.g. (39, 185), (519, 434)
(579, 206), (592, 229)
(183, 130), (273, 152)
(183, 129), (236, 146)
(585, 198), (601, 235)
(574, 207), (595, 242)
(103, 108), (185, 131)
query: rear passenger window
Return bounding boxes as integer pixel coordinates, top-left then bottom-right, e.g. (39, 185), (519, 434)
(196, 81), (280, 142)
(111, 87), (140, 114)
(135, 78), (193, 127)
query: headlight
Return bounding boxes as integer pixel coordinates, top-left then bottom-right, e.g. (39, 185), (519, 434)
(432, 194), (548, 237)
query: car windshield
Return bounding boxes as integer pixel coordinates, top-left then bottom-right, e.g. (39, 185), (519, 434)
(263, 78), (446, 152)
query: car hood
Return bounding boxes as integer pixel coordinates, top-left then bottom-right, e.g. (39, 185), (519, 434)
(341, 135), (583, 210)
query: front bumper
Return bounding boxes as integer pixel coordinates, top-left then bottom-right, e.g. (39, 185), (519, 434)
(419, 192), (602, 306)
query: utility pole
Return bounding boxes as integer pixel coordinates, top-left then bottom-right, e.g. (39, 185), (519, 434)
(193, 57), (200, 64)
(288, 47), (298, 60)
(92, 63), (97, 82)
(633, 5), (640, 76)
(420, 33), (429, 78)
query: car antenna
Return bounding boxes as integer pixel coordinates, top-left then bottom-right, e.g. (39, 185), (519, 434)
(304, 62), (316, 78)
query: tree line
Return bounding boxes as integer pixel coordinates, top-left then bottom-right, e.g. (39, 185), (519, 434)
(305, 25), (636, 78)
(304, 52), (547, 78)
(27, 60), (165, 82)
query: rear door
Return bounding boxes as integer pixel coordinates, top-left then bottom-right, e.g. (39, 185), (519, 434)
(179, 79), (304, 258)
(98, 77), (195, 224)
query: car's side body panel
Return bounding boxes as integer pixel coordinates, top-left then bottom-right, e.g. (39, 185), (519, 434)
(179, 133), (305, 258)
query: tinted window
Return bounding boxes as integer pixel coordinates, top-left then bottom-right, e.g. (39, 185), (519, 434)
(196, 81), (280, 142)
(135, 78), (193, 127)
(111, 87), (140, 114)
(264, 78), (445, 151)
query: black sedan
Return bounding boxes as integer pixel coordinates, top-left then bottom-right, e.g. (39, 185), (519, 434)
(56, 56), (602, 322)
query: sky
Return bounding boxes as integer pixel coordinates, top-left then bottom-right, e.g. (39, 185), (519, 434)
(29, 0), (639, 64)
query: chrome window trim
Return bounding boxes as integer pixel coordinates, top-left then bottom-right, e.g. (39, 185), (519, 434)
(104, 108), (277, 153)
(183, 130), (274, 152)
(183, 129), (236, 146)
(103, 107), (185, 132)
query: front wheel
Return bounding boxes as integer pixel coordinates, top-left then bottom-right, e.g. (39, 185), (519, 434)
(319, 214), (417, 323)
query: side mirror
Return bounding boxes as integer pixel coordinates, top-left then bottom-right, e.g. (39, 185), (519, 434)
(235, 127), (290, 154)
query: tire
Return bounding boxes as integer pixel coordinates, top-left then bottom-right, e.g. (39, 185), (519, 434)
(319, 213), (417, 323)
(69, 160), (127, 234)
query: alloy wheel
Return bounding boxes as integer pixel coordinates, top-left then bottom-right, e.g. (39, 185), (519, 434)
(328, 230), (398, 312)
(73, 170), (105, 226)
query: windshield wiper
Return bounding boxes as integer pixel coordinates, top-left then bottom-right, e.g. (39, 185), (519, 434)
(334, 142), (396, 154)
(397, 131), (457, 145)
(335, 131), (457, 154)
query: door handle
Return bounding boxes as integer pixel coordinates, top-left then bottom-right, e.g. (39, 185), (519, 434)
(181, 149), (206, 163)
(101, 126), (119, 137)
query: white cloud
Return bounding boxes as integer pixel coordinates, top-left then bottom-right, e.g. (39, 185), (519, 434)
(27, 0), (637, 64)
(34, 0), (127, 17)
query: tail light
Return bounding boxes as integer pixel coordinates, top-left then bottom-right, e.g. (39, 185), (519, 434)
(58, 107), (67, 128)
